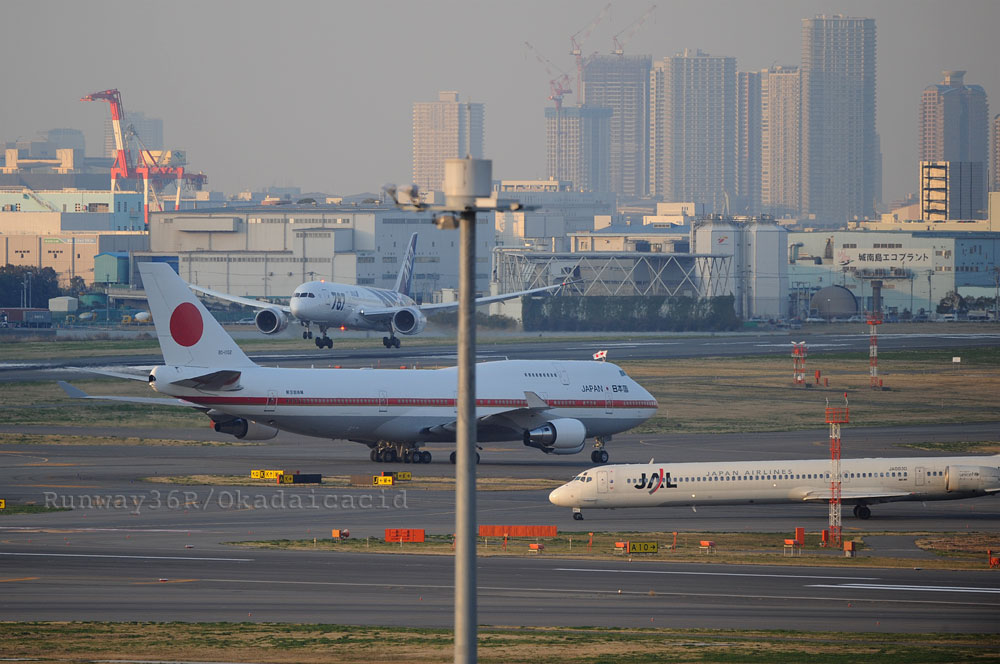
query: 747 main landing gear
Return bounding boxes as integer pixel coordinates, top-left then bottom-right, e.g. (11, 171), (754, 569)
(369, 443), (431, 464)
(449, 451), (481, 464)
(382, 335), (401, 349)
(852, 504), (872, 520)
(590, 436), (610, 464)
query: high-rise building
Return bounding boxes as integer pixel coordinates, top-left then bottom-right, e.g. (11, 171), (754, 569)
(411, 91), (485, 192)
(801, 15), (878, 223)
(649, 49), (736, 214)
(919, 71), (989, 164)
(760, 66), (802, 217)
(582, 55), (651, 198)
(104, 111), (162, 158)
(736, 71), (762, 215)
(920, 161), (986, 221)
(993, 114), (1000, 192)
(545, 105), (612, 192)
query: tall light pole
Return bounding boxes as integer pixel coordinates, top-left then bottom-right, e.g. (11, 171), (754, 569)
(386, 158), (531, 664)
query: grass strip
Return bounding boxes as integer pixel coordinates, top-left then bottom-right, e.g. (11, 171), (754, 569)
(228, 530), (1000, 571)
(1, 622), (998, 664)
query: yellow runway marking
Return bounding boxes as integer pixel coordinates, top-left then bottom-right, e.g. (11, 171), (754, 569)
(18, 484), (99, 488)
(0, 576), (40, 583)
(24, 462), (78, 467)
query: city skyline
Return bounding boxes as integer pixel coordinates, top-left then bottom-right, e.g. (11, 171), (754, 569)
(3, 0), (998, 205)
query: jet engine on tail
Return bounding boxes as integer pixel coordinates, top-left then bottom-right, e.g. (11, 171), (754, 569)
(523, 418), (587, 455)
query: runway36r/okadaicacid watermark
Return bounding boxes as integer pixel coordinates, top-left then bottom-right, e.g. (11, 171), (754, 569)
(44, 489), (408, 514)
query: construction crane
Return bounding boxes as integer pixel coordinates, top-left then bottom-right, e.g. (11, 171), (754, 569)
(524, 41), (573, 110)
(80, 89), (132, 186)
(81, 88), (208, 225)
(570, 2), (612, 104)
(612, 5), (656, 56)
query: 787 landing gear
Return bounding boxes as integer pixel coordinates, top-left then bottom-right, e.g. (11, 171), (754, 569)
(315, 325), (333, 349)
(590, 436), (610, 464)
(382, 335), (401, 349)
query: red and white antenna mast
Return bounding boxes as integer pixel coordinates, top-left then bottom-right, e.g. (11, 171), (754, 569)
(825, 395), (849, 548)
(867, 311), (883, 389)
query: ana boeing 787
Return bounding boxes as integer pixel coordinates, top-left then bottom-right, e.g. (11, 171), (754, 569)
(189, 233), (563, 349)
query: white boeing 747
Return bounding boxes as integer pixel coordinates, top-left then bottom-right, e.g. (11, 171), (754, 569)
(60, 262), (657, 464)
(550, 455), (1000, 520)
(188, 232), (563, 349)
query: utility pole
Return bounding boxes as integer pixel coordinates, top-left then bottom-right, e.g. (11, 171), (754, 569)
(385, 158), (533, 664)
(994, 267), (999, 323)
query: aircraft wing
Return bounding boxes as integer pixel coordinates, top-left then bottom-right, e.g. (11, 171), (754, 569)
(799, 488), (914, 503)
(417, 283), (566, 313)
(188, 283), (291, 315)
(59, 381), (205, 409)
(70, 367), (152, 382)
(420, 391), (553, 438)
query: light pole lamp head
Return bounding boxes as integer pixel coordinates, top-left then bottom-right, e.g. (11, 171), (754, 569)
(444, 158), (492, 210)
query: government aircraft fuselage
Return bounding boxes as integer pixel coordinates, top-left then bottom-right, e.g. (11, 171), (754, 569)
(64, 262), (657, 465)
(549, 455), (1000, 519)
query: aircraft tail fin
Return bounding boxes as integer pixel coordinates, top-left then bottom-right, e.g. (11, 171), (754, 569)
(138, 262), (256, 369)
(393, 232), (418, 297)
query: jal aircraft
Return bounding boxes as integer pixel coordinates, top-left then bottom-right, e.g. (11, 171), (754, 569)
(61, 262), (657, 464)
(189, 232), (563, 349)
(549, 455), (1000, 519)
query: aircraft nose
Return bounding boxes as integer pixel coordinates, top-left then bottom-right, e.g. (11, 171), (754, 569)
(549, 483), (574, 507)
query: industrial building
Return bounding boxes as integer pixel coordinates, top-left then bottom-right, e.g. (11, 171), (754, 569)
(493, 215), (788, 321)
(492, 179), (616, 251)
(142, 203), (496, 304)
(787, 228), (999, 317)
(0, 189), (148, 285)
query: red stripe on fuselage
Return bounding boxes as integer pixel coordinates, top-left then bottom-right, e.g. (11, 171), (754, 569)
(177, 396), (658, 409)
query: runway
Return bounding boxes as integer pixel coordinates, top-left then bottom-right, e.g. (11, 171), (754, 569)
(0, 545), (997, 631)
(3, 329), (1000, 382)
(1, 331), (998, 631)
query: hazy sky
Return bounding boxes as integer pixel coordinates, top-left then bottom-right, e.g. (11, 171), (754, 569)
(4, 0), (998, 204)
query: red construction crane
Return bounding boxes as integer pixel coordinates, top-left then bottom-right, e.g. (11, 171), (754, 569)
(81, 88), (208, 225)
(524, 41), (573, 110)
(612, 5), (656, 56)
(570, 2), (612, 104)
(80, 89), (132, 183)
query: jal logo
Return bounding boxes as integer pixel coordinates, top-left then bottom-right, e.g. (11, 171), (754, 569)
(633, 469), (677, 494)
